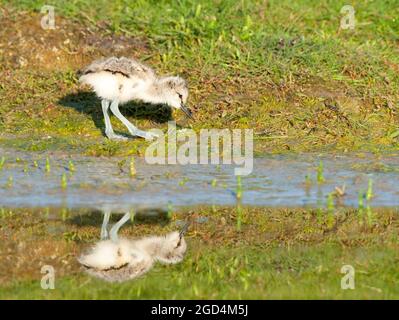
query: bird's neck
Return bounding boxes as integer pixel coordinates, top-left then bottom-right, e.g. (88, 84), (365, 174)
(135, 236), (163, 257)
(138, 79), (167, 105)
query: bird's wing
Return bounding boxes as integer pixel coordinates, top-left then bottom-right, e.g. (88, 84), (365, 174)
(84, 259), (153, 283)
(81, 57), (155, 79)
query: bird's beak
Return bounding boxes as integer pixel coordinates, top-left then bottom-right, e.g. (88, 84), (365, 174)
(180, 104), (194, 120)
(179, 221), (191, 239)
(176, 221), (190, 247)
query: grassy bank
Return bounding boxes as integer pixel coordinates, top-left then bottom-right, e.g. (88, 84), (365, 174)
(0, 0), (398, 155)
(1, 206), (398, 299)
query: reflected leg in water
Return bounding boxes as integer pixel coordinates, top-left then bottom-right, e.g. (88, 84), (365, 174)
(100, 210), (111, 240)
(109, 212), (131, 242)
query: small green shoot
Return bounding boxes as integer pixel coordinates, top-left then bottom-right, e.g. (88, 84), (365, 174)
(358, 191), (364, 222)
(61, 208), (68, 221)
(45, 157), (51, 173)
(130, 209), (135, 223)
(327, 193), (335, 214)
(61, 173), (67, 189)
(317, 160), (325, 183)
(236, 203), (242, 231)
(366, 178), (373, 201)
(179, 177), (189, 186)
(236, 175), (242, 200)
(68, 160), (75, 173)
(0, 157), (5, 171)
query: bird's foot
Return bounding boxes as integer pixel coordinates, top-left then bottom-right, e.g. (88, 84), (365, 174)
(131, 129), (159, 141)
(106, 132), (128, 141)
(144, 131), (160, 141)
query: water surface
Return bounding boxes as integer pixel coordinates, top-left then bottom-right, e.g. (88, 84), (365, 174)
(0, 148), (398, 209)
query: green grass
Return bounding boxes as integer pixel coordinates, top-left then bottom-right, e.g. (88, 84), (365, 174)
(0, 0), (398, 155)
(2, 245), (398, 299)
(0, 206), (398, 299)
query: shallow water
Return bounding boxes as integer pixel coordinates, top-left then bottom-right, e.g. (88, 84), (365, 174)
(0, 148), (398, 210)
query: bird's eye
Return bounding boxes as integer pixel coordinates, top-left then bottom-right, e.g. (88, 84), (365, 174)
(177, 93), (183, 100)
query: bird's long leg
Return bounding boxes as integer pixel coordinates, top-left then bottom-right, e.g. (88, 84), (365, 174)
(109, 100), (158, 141)
(109, 212), (131, 242)
(100, 209), (111, 240)
(101, 99), (127, 141)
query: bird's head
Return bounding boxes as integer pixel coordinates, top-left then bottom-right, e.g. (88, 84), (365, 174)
(159, 76), (193, 119)
(155, 231), (187, 264)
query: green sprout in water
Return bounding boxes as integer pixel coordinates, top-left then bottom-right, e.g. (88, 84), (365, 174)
(0, 157), (5, 171)
(61, 173), (67, 189)
(179, 177), (189, 186)
(68, 160), (75, 173)
(236, 175), (242, 199)
(317, 160), (325, 183)
(211, 178), (217, 187)
(130, 209), (136, 223)
(366, 178), (373, 201)
(33, 160), (38, 168)
(45, 157), (51, 173)
(357, 180), (374, 225)
(61, 208), (68, 221)
(358, 191), (365, 222)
